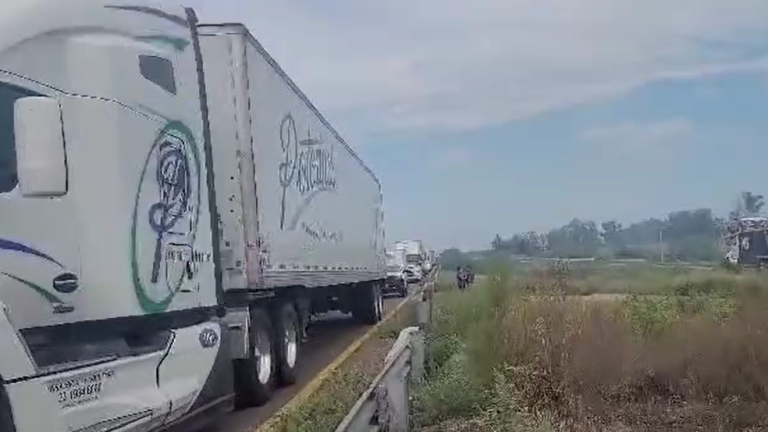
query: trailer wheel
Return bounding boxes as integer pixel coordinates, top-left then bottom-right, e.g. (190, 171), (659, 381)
(0, 381), (15, 432)
(378, 283), (385, 319)
(353, 282), (383, 325)
(274, 302), (300, 386)
(234, 308), (275, 408)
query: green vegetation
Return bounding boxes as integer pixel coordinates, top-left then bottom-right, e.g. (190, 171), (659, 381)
(438, 248), (505, 273)
(412, 262), (768, 431)
(441, 191), (766, 265)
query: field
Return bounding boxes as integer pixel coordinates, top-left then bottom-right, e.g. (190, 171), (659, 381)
(415, 262), (768, 431)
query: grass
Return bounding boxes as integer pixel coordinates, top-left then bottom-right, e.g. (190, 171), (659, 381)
(412, 262), (768, 431)
(267, 297), (420, 432)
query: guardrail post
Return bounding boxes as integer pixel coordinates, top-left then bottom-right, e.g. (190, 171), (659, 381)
(379, 356), (409, 431)
(417, 287), (431, 328)
(336, 327), (425, 432)
(410, 328), (425, 383)
(428, 280), (434, 327)
(416, 268), (437, 381)
(418, 268), (437, 329)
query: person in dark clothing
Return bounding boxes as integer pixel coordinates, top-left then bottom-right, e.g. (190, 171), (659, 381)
(466, 265), (475, 284)
(456, 266), (465, 289)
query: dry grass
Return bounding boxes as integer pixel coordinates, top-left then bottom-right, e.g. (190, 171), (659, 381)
(268, 298), (420, 432)
(413, 263), (768, 432)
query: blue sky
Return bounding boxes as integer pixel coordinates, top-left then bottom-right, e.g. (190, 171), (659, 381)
(361, 71), (768, 250)
(188, 0), (768, 251)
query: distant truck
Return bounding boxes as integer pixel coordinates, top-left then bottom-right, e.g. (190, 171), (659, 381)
(0, 2), (387, 431)
(423, 254), (434, 274)
(724, 217), (768, 266)
(394, 240), (429, 282)
(404, 263), (424, 284)
(384, 249), (409, 297)
(395, 240), (428, 272)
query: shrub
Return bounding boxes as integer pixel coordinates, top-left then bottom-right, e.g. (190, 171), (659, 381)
(414, 264), (768, 431)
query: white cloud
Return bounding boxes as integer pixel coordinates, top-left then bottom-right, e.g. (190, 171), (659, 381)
(186, 0), (768, 135)
(579, 118), (696, 150)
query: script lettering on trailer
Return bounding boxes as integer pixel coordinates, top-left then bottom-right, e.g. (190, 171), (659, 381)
(278, 113), (338, 235)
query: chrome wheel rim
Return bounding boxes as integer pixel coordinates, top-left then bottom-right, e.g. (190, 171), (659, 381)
(253, 327), (272, 384)
(285, 321), (298, 368)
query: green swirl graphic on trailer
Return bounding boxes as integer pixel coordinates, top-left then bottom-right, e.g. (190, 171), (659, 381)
(131, 121), (202, 313)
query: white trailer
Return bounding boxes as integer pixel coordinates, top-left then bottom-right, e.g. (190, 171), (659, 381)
(0, 2), (386, 431)
(395, 240), (427, 267)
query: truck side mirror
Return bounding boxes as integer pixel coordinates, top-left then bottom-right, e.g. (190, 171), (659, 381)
(14, 96), (67, 196)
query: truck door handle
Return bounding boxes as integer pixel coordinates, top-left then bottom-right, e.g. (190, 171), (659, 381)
(186, 261), (194, 279)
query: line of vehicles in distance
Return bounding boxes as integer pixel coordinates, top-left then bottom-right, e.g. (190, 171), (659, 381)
(384, 240), (437, 297)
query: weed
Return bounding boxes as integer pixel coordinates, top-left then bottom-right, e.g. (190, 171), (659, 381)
(414, 263), (768, 431)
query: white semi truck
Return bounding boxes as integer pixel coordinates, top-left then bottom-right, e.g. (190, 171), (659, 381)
(395, 240), (428, 274)
(384, 248), (408, 297)
(392, 241), (425, 283)
(0, 1), (387, 431)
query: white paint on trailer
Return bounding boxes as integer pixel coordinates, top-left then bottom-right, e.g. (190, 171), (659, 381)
(199, 24), (386, 291)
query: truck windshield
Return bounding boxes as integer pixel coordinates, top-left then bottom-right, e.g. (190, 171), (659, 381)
(0, 82), (40, 193)
(406, 254), (421, 263)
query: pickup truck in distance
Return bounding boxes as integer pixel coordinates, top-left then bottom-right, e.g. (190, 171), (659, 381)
(0, 1), (387, 431)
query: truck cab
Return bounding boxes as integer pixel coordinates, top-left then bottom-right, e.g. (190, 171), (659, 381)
(0, 1), (226, 431)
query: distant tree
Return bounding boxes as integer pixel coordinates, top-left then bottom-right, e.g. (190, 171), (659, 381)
(491, 234), (503, 251)
(742, 191), (765, 215)
(730, 191), (765, 219)
(601, 220), (625, 251)
(601, 220), (622, 235)
(509, 233), (534, 255)
(483, 196), (760, 263)
(439, 248), (470, 269)
(546, 218), (602, 258)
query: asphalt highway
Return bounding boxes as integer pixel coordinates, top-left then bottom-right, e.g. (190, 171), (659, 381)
(200, 285), (417, 432)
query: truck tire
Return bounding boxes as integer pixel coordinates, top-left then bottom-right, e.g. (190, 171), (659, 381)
(234, 308), (275, 408)
(0, 381), (15, 432)
(353, 282), (383, 325)
(273, 302), (300, 386)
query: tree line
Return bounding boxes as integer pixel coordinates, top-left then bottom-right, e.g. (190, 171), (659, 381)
(441, 192), (766, 268)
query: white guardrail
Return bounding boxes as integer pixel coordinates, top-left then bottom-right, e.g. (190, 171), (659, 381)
(335, 268), (437, 432)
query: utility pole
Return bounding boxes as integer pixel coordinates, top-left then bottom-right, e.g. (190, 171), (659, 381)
(659, 230), (664, 263)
